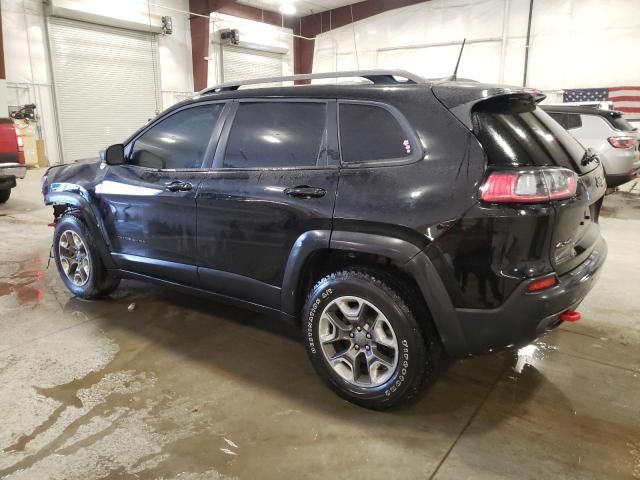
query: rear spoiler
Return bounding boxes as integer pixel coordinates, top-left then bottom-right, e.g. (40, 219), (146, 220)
(432, 82), (546, 129)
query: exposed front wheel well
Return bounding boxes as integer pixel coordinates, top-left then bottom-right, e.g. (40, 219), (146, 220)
(49, 202), (116, 270)
(52, 203), (78, 220)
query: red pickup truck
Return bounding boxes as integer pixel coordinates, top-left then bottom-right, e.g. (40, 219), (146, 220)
(0, 118), (27, 203)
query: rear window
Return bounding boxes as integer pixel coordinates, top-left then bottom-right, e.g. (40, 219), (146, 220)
(474, 96), (591, 173)
(603, 113), (637, 132)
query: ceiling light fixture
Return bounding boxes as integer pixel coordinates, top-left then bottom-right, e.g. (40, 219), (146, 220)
(279, 2), (296, 15)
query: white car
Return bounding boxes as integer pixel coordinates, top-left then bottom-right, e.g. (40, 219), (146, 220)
(542, 105), (640, 188)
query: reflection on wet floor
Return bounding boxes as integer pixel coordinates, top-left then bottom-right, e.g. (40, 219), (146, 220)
(1, 173), (640, 479)
(0, 258), (47, 305)
(0, 278), (638, 479)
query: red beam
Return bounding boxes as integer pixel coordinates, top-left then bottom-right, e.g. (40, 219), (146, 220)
(190, 0), (300, 91)
(189, 1), (430, 90)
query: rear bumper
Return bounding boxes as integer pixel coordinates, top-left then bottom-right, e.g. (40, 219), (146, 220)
(0, 164), (27, 181)
(453, 236), (607, 356)
(600, 147), (639, 176)
(606, 170), (639, 188)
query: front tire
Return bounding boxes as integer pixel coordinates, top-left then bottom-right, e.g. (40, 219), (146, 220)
(302, 269), (434, 410)
(0, 189), (11, 203)
(53, 213), (120, 299)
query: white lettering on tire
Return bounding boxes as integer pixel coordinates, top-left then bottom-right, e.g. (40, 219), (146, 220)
(307, 288), (332, 354)
(385, 339), (409, 396)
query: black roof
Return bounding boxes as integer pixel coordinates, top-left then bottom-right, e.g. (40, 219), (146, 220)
(187, 80), (529, 108)
(124, 78), (538, 144)
(166, 68), (531, 116)
(197, 83), (429, 101)
(541, 104), (625, 118)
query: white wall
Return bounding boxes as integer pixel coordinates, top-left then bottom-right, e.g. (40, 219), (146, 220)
(1, 0), (194, 164)
(312, 0), (640, 91)
(206, 13), (294, 87)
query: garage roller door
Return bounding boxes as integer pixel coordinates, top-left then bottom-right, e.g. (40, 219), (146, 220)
(222, 45), (284, 87)
(48, 18), (161, 162)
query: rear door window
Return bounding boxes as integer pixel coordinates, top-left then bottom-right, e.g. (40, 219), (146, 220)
(339, 103), (414, 163)
(474, 97), (593, 174)
(223, 102), (326, 169)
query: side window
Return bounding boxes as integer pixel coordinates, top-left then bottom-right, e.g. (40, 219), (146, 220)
(223, 102), (326, 168)
(565, 113), (582, 130)
(130, 104), (223, 169)
(547, 112), (568, 129)
(339, 103), (414, 163)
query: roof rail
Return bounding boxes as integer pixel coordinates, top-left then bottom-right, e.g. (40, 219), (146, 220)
(198, 70), (426, 94)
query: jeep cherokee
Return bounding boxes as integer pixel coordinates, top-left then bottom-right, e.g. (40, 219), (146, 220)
(42, 70), (607, 410)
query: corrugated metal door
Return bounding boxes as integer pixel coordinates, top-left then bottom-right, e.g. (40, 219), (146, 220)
(222, 45), (283, 87)
(48, 18), (161, 162)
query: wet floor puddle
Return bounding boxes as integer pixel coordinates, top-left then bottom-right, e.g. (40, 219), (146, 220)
(0, 295), (244, 479)
(0, 258), (47, 305)
(601, 190), (640, 220)
(1, 284), (639, 478)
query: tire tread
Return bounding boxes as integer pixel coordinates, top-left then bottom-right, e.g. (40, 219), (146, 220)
(303, 267), (435, 410)
(55, 212), (119, 299)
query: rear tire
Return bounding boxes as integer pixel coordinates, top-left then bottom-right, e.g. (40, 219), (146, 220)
(0, 189), (10, 203)
(302, 268), (435, 410)
(53, 213), (120, 299)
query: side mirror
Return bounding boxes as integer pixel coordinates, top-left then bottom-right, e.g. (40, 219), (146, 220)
(105, 144), (125, 165)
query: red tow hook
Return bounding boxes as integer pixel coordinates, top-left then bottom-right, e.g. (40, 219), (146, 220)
(560, 309), (581, 322)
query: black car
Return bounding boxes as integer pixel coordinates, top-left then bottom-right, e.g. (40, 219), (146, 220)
(42, 70), (607, 410)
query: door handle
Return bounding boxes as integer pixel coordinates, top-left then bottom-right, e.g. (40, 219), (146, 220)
(165, 180), (193, 192)
(284, 185), (326, 199)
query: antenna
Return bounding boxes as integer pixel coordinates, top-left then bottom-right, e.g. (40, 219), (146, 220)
(450, 38), (466, 81)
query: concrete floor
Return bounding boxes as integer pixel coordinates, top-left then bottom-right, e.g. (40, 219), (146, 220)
(1, 170), (639, 480)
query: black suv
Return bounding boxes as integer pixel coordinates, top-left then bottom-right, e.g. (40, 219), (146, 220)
(42, 70), (607, 409)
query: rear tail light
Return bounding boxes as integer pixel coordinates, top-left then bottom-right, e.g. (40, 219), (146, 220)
(527, 275), (558, 293)
(480, 167), (578, 204)
(607, 136), (635, 149)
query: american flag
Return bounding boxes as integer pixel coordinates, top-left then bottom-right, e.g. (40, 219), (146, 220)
(563, 87), (640, 115)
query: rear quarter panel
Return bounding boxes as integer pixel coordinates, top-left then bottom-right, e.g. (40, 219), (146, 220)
(333, 88), (485, 247)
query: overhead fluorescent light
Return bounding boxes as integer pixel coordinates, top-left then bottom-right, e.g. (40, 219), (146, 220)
(279, 2), (296, 15)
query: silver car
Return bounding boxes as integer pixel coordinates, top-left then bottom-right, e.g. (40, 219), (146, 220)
(542, 105), (640, 188)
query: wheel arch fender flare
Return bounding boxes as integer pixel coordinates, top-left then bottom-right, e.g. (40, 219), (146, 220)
(281, 230), (468, 357)
(46, 191), (116, 269)
(281, 230), (332, 319)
